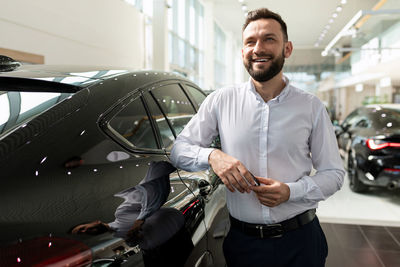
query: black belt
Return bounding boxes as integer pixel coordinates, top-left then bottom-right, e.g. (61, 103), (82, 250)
(229, 209), (316, 239)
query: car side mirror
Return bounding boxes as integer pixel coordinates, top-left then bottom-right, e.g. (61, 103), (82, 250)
(334, 124), (344, 137)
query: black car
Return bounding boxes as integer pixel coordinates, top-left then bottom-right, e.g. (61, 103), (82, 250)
(336, 104), (400, 192)
(0, 56), (228, 266)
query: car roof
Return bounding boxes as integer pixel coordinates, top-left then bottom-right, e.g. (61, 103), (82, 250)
(0, 64), (132, 89)
(0, 63), (193, 94)
(365, 104), (400, 111)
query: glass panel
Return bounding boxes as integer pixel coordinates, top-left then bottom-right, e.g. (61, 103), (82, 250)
(143, 0), (153, 17)
(189, 0), (196, 45)
(109, 97), (157, 149)
(178, 38), (186, 67)
(0, 93), (10, 127)
(167, 0), (173, 31)
(177, 0), (185, 38)
(144, 93), (175, 150)
(151, 84), (196, 136)
(185, 85), (206, 109)
(20, 92), (61, 114)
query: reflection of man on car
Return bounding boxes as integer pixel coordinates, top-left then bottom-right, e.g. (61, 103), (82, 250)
(72, 161), (180, 245)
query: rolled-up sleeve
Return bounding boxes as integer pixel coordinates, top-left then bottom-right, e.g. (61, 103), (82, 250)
(171, 92), (220, 172)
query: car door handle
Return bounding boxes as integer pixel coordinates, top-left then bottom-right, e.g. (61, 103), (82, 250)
(198, 179), (212, 196)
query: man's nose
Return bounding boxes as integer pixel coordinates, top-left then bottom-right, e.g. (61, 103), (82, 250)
(253, 40), (263, 54)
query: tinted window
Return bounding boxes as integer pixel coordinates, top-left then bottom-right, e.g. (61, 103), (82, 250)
(109, 96), (158, 149)
(342, 109), (360, 129)
(0, 91), (72, 137)
(184, 85), (206, 109)
(144, 92), (175, 150)
(151, 84), (196, 136)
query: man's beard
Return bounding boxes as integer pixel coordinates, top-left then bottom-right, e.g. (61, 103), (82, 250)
(244, 49), (285, 82)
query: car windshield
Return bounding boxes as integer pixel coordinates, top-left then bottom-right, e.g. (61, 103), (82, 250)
(0, 90), (74, 138)
(370, 108), (400, 129)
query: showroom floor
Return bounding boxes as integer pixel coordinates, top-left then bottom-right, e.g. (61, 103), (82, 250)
(318, 174), (400, 267)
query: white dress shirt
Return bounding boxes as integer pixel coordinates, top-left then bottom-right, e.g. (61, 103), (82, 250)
(171, 76), (345, 224)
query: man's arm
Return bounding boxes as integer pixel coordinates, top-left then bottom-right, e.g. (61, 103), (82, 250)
(287, 104), (345, 202)
(250, 103), (344, 206)
(171, 91), (256, 193)
(170, 92), (219, 172)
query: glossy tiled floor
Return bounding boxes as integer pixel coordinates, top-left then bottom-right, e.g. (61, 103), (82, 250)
(321, 223), (400, 267)
(318, 173), (400, 267)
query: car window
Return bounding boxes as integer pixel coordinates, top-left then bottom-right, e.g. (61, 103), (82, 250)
(150, 84), (196, 136)
(144, 92), (176, 150)
(342, 109), (360, 129)
(0, 91), (73, 137)
(354, 117), (370, 128)
(184, 85), (206, 110)
(108, 96), (158, 149)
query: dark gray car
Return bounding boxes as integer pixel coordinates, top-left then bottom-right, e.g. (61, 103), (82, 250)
(0, 56), (228, 266)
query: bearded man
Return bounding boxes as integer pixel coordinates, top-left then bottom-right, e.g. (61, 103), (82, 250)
(171, 8), (344, 267)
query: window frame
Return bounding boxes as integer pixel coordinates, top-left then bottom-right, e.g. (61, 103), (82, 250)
(141, 81), (198, 150)
(100, 91), (163, 154)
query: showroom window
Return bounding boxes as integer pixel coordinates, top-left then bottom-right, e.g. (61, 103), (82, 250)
(109, 96), (158, 150)
(167, 0), (205, 87)
(214, 22), (227, 89)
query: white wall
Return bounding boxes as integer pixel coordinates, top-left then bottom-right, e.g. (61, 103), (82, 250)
(0, 0), (145, 68)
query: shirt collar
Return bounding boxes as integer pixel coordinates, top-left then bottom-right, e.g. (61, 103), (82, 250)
(247, 75), (291, 103)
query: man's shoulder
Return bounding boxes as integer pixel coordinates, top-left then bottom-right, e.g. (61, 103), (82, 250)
(288, 85), (322, 105)
(214, 82), (248, 96)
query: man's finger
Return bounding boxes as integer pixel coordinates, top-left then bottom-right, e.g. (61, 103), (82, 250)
(256, 176), (275, 185)
(237, 166), (257, 186)
(226, 173), (246, 193)
(220, 176), (235, 192)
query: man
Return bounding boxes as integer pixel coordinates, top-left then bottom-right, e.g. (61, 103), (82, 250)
(171, 8), (344, 267)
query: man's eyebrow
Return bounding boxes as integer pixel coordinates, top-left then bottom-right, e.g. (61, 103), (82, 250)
(263, 33), (278, 38)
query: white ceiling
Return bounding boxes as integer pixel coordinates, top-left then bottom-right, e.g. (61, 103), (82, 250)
(212, 0), (398, 67)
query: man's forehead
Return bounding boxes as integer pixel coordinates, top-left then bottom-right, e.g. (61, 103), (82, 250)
(243, 18), (282, 37)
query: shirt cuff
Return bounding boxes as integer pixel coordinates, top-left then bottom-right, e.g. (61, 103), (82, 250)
(286, 182), (305, 202)
(198, 147), (216, 168)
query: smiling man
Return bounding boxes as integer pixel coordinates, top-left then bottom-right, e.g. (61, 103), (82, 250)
(171, 8), (344, 267)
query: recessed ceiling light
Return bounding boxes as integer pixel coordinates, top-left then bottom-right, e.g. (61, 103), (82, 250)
(332, 13), (338, 18)
(238, 0), (244, 3)
(329, 18), (334, 23)
(341, 0), (347, 4)
(242, 5), (247, 11)
(336, 6), (342, 12)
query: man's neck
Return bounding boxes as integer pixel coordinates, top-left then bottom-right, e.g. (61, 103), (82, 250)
(252, 72), (286, 102)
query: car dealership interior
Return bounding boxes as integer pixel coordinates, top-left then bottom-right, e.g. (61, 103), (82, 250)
(1, 0), (400, 266)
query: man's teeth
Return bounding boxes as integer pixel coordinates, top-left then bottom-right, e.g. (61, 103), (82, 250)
(254, 59), (268, 62)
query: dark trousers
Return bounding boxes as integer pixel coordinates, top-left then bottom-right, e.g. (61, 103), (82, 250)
(223, 217), (328, 267)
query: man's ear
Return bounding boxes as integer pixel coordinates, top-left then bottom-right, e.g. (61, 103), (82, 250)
(284, 41), (293, 58)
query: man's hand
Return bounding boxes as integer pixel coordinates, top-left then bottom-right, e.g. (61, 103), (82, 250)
(250, 177), (290, 207)
(208, 149), (257, 193)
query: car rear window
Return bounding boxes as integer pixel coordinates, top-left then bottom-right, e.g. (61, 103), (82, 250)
(0, 91), (74, 138)
(370, 108), (400, 129)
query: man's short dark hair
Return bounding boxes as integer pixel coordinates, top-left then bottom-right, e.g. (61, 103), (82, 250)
(242, 8), (288, 41)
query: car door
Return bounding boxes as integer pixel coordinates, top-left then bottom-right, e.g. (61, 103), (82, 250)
(182, 83), (228, 267)
(95, 87), (209, 266)
(143, 82), (228, 267)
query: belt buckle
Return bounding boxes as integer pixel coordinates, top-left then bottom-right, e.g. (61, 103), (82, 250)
(256, 224), (283, 238)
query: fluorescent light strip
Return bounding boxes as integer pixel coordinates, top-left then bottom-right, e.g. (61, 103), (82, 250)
(321, 10), (363, 56)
